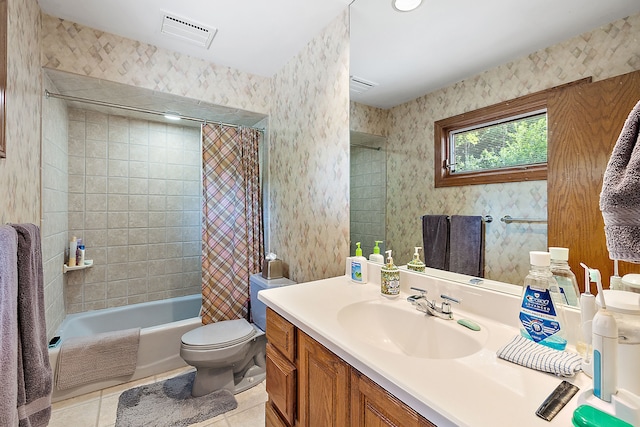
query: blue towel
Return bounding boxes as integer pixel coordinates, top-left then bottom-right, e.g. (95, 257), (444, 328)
(497, 335), (582, 377)
(449, 215), (484, 277)
(422, 215), (449, 270)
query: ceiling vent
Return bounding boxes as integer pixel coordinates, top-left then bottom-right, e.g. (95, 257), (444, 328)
(161, 12), (217, 49)
(349, 76), (379, 94)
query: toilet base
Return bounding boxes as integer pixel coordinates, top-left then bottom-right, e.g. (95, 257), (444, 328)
(191, 362), (266, 397)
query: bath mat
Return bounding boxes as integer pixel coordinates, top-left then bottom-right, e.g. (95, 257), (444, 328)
(115, 371), (237, 427)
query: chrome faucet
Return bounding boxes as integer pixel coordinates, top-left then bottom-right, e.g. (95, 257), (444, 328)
(407, 287), (460, 320)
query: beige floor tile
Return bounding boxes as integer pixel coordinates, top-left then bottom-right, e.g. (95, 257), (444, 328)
(98, 392), (121, 427)
(100, 374), (156, 398)
(155, 365), (194, 382)
(49, 399), (100, 427)
(224, 403), (265, 427)
(51, 390), (101, 411)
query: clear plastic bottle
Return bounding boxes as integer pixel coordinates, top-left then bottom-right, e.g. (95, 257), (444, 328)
(519, 251), (568, 350)
(549, 247), (580, 307)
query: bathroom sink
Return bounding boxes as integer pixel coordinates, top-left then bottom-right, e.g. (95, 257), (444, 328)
(337, 300), (488, 359)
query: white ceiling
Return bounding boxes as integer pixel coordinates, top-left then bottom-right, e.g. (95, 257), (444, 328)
(39, 0), (640, 112)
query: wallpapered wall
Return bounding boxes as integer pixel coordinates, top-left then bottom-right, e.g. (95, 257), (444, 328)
(386, 13), (640, 285)
(0, 0), (41, 225)
(269, 10), (350, 283)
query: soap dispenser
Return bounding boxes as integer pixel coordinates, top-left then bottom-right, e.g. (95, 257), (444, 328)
(407, 247), (426, 273)
(381, 250), (400, 297)
(350, 242), (368, 284)
(369, 240), (384, 263)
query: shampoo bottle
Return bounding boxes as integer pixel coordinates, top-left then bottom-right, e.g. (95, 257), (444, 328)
(369, 240), (384, 263)
(407, 246), (426, 272)
(518, 251), (568, 350)
(68, 236), (77, 267)
(381, 250), (400, 297)
(350, 242), (368, 284)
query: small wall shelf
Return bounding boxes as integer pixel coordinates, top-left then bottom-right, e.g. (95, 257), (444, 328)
(63, 259), (93, 273)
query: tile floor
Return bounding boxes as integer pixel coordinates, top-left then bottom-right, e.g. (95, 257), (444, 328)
(48, 367), (267, 427)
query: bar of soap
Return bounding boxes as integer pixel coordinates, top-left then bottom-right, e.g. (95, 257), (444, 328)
(457, 318), (481, 331)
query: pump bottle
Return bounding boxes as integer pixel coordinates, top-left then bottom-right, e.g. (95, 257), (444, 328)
(369, 241), (384, 263)
(407, 247), (426, 273)
(350, 242), (368, 284)
(381, 250), (399, 297)
(549, 247), (580, 307)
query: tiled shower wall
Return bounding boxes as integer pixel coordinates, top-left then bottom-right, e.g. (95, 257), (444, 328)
(65, 109), (202, 313)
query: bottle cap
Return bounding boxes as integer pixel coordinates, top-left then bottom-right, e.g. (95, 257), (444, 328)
(414, 247), (421, 258)
(530, 251), (550, 267)
(549, 247), (569, 261)
(373, 241), (383, 254)
(355, 242), (362, 257)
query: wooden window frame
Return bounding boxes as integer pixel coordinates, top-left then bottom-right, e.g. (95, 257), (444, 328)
(0, 0), (6, 159)
(434, 79), (591, 188)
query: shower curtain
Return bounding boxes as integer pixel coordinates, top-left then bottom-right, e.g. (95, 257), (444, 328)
(201, 123), (264, 324)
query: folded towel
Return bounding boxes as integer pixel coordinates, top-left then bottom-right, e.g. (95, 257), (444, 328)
(422, 215), (449, 270)
(497, 335), (582, 377)
(56, 328), (141, 390)
(449, 215), (484, 277)
(600, 100), (640, 263)
(11, 223), (52, 427)
(0, 226), (19, 427)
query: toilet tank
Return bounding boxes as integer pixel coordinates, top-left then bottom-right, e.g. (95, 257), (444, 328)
(249, 273), (296, 331)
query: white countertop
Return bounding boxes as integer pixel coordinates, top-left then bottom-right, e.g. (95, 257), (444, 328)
(258, 269), (591, 427)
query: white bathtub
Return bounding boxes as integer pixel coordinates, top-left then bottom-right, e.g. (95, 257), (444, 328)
(49, 294), (202, 402)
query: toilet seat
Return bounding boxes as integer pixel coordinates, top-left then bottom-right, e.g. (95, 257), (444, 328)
(181, 318), (257, 351)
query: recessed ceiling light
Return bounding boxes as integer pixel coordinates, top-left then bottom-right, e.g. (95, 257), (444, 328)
(392, 0), (423, 12)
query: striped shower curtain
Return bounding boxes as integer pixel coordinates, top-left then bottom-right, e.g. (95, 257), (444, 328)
(201, 123), (264, 324)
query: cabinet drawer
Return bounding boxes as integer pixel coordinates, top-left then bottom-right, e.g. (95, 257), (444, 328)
(266, 343), (297, 425)
(266, 307), (296, 362)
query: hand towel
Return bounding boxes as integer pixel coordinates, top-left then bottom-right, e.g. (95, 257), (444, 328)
(11, 224), (52, 427)
(449, 215), (484, 277)
(600, 99), (640, 263)
(422, 215), (449, 270)
(497, 335), (582, 377)
(0, 225), (19, 427)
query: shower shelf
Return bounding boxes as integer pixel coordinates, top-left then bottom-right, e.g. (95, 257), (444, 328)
(63, 259), (93, 273)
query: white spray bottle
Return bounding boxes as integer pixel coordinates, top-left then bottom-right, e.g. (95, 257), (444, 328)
(590, 268), (618, 402)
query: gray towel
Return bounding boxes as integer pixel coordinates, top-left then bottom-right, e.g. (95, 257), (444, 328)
(0, 226), (19, 427)
(449, 215), (484, 277)
(56, 327), (141, 390)
(600, 100), (640, 263)
(422, 215), (449, 270)
(11, 224), (52, 427)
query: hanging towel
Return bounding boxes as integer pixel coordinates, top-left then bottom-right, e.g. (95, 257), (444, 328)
(449, 215), (484, 277)
(0, 226), (19, 427)
(56, 328), (140, 390)
(600, 99), (640, 263)
(422, 215), (449, 270)
(11, 224), (53, 427)
(497, 335), (582, 377)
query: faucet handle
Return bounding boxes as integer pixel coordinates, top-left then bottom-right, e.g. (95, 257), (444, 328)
(440, 294), (460, 315)
(407, 287), (427, 303)
(411, 287), (427, 295)
(440, 294), (460, 304)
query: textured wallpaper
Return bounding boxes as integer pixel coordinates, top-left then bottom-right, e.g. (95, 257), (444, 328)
(0, 0), (41, 225)
(387, 13), (640, 285)
(40, 14), (271, 116)
(269, 10), (350, 283)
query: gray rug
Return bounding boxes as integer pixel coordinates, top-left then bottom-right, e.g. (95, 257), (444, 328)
(115, 371), (237, 427)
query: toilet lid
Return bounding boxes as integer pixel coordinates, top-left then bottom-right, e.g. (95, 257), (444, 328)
(182, 318), (257, 349)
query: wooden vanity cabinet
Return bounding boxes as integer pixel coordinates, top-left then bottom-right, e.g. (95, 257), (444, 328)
(265, 308), (436, 427)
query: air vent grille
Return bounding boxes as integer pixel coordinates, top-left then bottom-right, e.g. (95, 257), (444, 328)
(161, 13), (217, 49)
(350, 76), (379, 94)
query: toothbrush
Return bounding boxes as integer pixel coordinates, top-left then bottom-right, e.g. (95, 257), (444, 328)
(579, 263), (597, 375)
(589, 267), (618, 402)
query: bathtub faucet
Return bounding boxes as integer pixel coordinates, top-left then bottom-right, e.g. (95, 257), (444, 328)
(407, 287), (460, 320)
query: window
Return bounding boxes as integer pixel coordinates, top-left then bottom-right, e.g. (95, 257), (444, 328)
(434, 89), (553, 187)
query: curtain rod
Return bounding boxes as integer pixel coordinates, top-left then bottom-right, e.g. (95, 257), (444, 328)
(44, 90), (265, 132)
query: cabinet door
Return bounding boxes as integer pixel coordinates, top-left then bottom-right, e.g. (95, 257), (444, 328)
(267, 307), (296, 362)
(266, 400), (289, 427)
(297, 330), (350, 427)
(266, 343), (297, 425)
(351, 370), (436, 427)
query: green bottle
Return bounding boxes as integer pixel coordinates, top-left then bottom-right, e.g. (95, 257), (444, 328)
(381, 250), (400, 297)
(407, 246), (426, 273)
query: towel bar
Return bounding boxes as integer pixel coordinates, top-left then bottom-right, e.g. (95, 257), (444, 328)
(500, 215), (547, 224)
(445, 215), (493, 223)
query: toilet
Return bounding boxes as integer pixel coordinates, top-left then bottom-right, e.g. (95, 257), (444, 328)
(180, 273), (295, 397)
